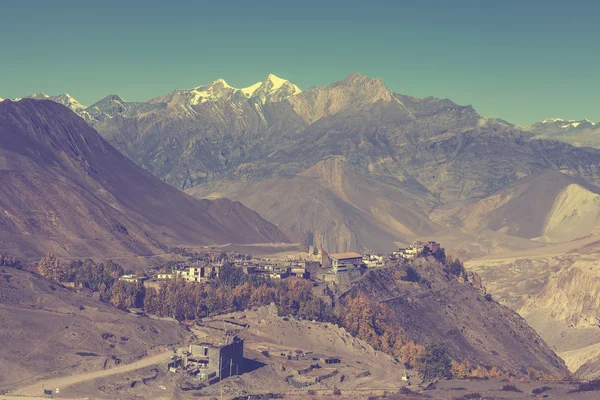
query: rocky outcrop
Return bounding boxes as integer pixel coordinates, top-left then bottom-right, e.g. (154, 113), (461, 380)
(343, 257), (569, 376)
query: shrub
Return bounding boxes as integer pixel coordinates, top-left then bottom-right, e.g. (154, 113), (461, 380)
(570, 379), (600, 392)
(402, 266), (421, 282)
(332, 388), (342, 396)
(419, 344), (452, 381)
(532, 386), (552, 394)
(500, 384), (521, 392)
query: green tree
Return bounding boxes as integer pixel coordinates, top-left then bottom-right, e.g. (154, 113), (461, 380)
(219, 263), (245, 287)
(419, 344), (452, 381)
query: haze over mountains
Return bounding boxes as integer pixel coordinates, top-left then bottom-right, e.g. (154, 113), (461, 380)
(0, 99), (287, 263)
(16, 72), (600, 256)
(525, 117), (600, 149)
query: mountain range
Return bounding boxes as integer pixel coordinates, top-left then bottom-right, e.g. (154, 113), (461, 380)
(4, 75), (600, 255)
(0, 99), (287, 264)
(16, 73), (600, 256)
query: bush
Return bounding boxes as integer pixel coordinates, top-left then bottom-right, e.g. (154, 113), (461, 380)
(399, 387), (419, 395)
(402, 266), (421, 283)
(500, 384), (521, 392)
(307, 389), (316, 396)
(419, 344), (452, 381)
(570, 379), (600, 392)
(333, 388), (341, 396)
(532, 386), (551, 394)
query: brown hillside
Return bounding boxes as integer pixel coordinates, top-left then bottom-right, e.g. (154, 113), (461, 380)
(0, 267), (190, 390)
(0, 99), (288, 262)
(341, 257), (569, 376)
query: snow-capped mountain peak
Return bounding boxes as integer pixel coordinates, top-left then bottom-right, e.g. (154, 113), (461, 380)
(52, 93), (87, 111)
(241, 74), (302, 102)
(539, 118), (596, 128)
(152, 75), (301, 107)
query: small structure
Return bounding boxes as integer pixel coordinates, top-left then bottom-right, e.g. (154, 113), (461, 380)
(321, 356), (341, 365)
(119, 274), (146, 283)
(184, 335), (245, 382)
(362, 254), (384, 268)
(392, 240), (441, 260)
(290, 267), (310, 279)
(425, 241), (441, 253)
(157, 272), (174, 280)
(179, 265), (219, 282)
(328, 252), (363, 273)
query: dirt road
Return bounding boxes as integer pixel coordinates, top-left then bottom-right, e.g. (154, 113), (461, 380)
(12, 350), (173, 396)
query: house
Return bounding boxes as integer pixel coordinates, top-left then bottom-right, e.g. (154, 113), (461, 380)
(391, 240), (442, 260)
(362, 254), (384, 268)
(270, 270), (289, 279)
(157, 272), (174, 280)
(328, 252), (363, 273)
(119, 274), (146, 283)
(179, 265), (219, 282)
(290, 267), (310, 279)
(185, 335), (245, 381)
(425, 241), (441, 253)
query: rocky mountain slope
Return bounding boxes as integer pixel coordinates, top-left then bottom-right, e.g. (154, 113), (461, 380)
(467, 250), (600, 379)
(340, 256), (569, 376)
(23, 74), (600, 255)
(0, 99), (287, 262)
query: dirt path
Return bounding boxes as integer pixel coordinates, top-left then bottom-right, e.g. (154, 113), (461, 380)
(13, 350), (173, 396)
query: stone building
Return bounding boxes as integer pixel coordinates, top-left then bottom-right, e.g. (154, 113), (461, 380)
(328, 252), (363, 273)
(185, 335), (245, 381)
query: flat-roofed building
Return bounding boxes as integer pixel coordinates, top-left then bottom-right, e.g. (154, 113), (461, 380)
(328, 252), (363, 273)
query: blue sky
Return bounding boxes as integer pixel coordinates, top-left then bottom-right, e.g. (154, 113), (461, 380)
(0, 0), (598, 124)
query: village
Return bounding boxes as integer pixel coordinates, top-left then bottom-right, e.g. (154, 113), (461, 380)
(121, 240), (442, 290)
(115, 240), (441, 389)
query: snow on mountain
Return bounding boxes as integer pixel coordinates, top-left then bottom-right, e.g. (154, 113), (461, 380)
(12, 74), (302, 124)
(51, 93), (87, 112)
(539, 118), (596, 128)
(248, 74), (302, 103)
(150, 74), (301, 107)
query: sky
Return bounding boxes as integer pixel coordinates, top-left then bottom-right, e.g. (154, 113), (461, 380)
(0, 0), (598, 124)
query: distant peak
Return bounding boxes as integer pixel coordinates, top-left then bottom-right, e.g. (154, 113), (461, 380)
(240, 74), (301, 98)
(28, 92), (50, 99)
(105, 94), (125, 102)
(539, 117), (596, 127)
(265, 74), (287, 84)
(208, 78), (232, 88)
(541, 118), (566, 123)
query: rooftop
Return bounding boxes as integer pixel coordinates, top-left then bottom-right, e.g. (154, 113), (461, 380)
(329, 252), (362, 260)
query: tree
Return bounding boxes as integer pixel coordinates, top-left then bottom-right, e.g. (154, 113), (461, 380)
(37, 253), (66, 282)
(219, 263), (245, 287)
(419, 344), (452, 381)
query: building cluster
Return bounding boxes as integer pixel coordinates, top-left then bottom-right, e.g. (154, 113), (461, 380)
(234, 258), (313, 280)
(127, 241), (441, 291)
(391, 241), (440, 260)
